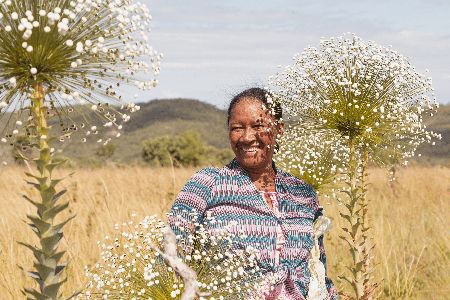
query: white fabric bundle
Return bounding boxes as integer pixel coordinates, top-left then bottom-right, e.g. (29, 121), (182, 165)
(307, 216), (332, 300)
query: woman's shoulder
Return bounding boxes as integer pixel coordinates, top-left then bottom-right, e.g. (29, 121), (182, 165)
(277, 169), (317, 199)
(188, 166), (220, 185)
(276, 167), (310, 186)
(188, 164), (231, 185)
(192, 163), (239, 176)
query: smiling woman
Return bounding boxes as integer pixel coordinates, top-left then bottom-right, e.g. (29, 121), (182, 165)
(168, 87), (338, 300)
(227, 88), (284, 193)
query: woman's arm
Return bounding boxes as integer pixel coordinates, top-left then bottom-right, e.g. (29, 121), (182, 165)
(167, 168), (216, 247)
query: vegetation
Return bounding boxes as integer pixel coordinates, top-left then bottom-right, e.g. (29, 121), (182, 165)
(2, 98), (447, 167)
(95, 143), (116, 161)
(271, 35), (443, 299)
(0, 0), (160, 297)
(142, 130), (233, 167)
(0, 165), (448, 299)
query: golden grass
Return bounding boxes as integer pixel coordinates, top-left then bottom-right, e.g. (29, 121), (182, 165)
(0, 165), (448, 299)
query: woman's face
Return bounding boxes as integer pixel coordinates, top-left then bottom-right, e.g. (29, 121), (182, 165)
(228, 97), (283, 173)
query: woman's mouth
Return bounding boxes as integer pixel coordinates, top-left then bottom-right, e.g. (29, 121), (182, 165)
(240, 145), (261, 154)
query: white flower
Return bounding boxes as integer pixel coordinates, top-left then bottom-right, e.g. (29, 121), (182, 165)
(75, 42), (83, 52)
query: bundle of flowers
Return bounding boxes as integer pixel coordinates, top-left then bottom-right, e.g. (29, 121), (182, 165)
(79, 215), (276, 299)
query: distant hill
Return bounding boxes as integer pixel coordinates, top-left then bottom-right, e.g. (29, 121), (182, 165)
(47, 99), (229, 164)
(0, 98), (448, 166)
(416, 103), (450, 165)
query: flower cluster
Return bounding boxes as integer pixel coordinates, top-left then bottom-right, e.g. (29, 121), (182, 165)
(0, 0), (162, 145)
(269, 34), (441, 169)
(274, 125), (349, 199)
(79, 215), (275, 299)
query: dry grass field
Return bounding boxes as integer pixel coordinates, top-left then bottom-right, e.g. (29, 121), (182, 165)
(0, 165), (448, 299)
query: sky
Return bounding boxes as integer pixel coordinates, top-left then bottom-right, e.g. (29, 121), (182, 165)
(139, 0), (450, 108)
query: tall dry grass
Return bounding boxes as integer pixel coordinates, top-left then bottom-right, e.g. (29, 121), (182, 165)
(0, 165), (448, 299)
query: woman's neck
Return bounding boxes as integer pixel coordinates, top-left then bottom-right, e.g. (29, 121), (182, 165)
(244, 165), (276, 192)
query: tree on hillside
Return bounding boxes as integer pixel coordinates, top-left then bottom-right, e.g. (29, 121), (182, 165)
(96, 143), (117, 161)
(142, 130), (207, 167)
(142, 130), (234, 167)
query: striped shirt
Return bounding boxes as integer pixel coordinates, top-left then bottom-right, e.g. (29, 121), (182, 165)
(168, 159), (338, 299)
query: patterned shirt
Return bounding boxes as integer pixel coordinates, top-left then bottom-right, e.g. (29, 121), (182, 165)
(168, 159), (338, 300)
(260, 191), (286, 268)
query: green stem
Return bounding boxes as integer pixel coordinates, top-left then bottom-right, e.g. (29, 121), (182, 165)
(348, 138), (364, 299)
(360, 150), (377, 299)
(339, 141), (377, 300)
(22, 83), (71, 300)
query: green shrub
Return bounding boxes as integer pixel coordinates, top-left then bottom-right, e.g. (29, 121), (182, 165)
(142, 130), (234, 167)
(96, 143), (117, 160)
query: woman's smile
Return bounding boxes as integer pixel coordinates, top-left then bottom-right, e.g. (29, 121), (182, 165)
(239, 144), (262, 154)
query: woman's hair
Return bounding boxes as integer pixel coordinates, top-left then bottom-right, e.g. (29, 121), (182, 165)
(227, 87), (282, 126)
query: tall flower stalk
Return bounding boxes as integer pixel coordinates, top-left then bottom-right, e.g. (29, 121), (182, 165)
(0, 1), (161, 298)
(270, 34), (440, 299)
(20, 83), (75, 299)
(339, 140), (374, 298)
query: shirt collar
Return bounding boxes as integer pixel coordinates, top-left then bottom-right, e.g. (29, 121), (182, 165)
(227, 158), (281, 178)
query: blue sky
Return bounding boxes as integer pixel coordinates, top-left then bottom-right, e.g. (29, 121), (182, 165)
(140, 0), (450, 108)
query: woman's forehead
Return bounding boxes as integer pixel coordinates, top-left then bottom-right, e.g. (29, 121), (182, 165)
(230, 97), (273, 119)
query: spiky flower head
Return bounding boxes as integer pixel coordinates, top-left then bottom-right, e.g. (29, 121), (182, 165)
(274, 125), (349, 199)
(270, 34), (441, 168)
(0, 0), (161, 144)
(80, 215), (276, 300)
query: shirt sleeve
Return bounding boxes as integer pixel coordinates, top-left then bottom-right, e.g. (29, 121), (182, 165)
(314, 206), (339, 300)
(167, 168), (216, 249)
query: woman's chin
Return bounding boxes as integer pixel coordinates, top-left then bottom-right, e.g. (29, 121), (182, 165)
(237, 156), (270, 171)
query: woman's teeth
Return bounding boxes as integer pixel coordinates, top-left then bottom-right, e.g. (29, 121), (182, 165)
(241, 146), (259, 152)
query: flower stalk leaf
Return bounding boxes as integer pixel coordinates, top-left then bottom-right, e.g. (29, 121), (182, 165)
(19, 83), (72, 299)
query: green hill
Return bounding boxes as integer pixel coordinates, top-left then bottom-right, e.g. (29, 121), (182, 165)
(0, 98), (448, 166)
(416, 103), (450, 165)
(51, 99), (229, 164)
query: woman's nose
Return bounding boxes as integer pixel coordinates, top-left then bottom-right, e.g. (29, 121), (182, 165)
(241, 127), (257, 142)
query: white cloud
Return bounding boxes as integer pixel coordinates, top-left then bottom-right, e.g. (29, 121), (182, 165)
(144, 0), (450, 105)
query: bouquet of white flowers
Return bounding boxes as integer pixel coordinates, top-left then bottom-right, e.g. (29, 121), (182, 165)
(79, 215), (277, 300)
